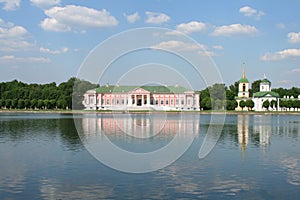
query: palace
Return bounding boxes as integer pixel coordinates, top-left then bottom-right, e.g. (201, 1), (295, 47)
(82, 85), (200, 111)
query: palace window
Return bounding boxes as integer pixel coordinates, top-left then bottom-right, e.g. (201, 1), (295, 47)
(161, 100), (164, 105)
(166, 100), (169, 105)
(156, 100), (158, 105)
(243, 84), (246, 91)
(176, 99), (179, 105)
(106, 99), (110, 105)
(116, 99), (119, 105)
(171, 99), (174, 105)
(181, 99), (184, 105)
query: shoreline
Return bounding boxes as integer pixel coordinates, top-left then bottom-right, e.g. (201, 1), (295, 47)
(0, 109), (300, 115)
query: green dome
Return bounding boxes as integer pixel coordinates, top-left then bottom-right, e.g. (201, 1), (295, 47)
(261, 78), (270, 83)
(239, 77), (249, 83)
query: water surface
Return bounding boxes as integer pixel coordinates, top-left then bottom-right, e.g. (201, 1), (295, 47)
(0, 113), (299, 199)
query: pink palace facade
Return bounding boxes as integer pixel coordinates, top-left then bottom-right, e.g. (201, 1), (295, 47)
(82, 85), (200, 111)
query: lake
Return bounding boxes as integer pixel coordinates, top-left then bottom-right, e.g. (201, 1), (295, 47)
(0, 112), (299, 199)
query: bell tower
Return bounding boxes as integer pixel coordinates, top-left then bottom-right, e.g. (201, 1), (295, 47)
(238, 65), (249, 98)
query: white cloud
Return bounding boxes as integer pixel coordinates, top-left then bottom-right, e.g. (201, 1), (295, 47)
(175, 21), (207, 34)
(212, 24), (258, 36)
(0, 0), (20, 11)
(145, 11), (170, 24)
(124, 12), (140, 23)
(0, 55), (50, 63)
(152, 40), (205, 52)
(40, 5), (118, 32)
(239, 6), (265, 20)
(288, 32), (300, 43)
(289, 68), (300, 73)
(30, 0), (60, 9)
(277, 23), (285, 29)
(213, 45), (224, 50)
(40, 18), (71, 32)
(0, 18), (35, 51)
(40, 47), (68, 54)
(261, 49), (300, 61)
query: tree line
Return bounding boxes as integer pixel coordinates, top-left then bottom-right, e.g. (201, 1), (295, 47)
(199, 80), (300, 110)
(0, 78), (299, 110)
(0, 78), (98, 110)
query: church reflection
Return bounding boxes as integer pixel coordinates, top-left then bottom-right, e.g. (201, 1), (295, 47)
(237, 115), (249, 158)
(237, 114), (276, 157)
(80, 114), (200, 139)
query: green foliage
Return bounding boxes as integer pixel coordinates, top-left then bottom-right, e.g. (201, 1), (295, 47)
(245, 99), (254, 110)
(239, 100), (246, 109)
(0, 78), (98, 110)
(262, 100), (270, 110)
(272, 87), (300, 98)
(226, 100), (237, 110)
(251, 80), (262, 96)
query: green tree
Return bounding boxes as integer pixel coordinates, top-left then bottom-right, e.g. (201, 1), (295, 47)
(270, 100), (277, 110)
(5, 99), (11, 109)
(245, 99), (254, 110)
(262, 100), (270, 110)
(239, 100), (246, 110)
(0, 99), (4, 108)
(37, 99), (44, 109)
(24, 99), (31, 109)
(11, 99), (18, 109)
(31, 99), (37, 109)
(214, 99), (225, 110)
(251, 80), (262, 96)
(17, 99), (25, 109)
(226, 100), (237, 110)
(201, 96), (211, 110)
(285, 100), (293, 110)
(56, 98), (67, 109)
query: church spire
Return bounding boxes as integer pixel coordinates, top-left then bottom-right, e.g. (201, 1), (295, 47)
(242, 62), (246, 78)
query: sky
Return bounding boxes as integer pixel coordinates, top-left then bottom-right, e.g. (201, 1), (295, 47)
(0, 0), (300, 89)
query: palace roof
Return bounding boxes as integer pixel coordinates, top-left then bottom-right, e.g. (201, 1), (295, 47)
(95, 85), (192, 94)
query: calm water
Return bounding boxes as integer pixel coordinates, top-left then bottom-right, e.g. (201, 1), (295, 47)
(0, 113), (299, 199)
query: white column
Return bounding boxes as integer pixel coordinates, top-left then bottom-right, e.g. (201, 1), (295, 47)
(142, 95), (144, 106)
(134, 95), (137, 106)
(147, 94), (150, 106)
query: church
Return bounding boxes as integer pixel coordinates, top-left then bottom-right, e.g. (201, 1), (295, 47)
(235, 69), (279, 111)
(82, 85), (200, 111)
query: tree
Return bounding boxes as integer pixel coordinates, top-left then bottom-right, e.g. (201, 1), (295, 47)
(294, 100), (300, 109)
(285, 100), (293, 110)
(201, 96), (211, 110)
(24, 99), (31, 109)
(17, 99), (25, 109)
(226, 100), (237, 110)
(245, 99), (254, 110)
(5, 99), (11, 109)
(214, 99), (225, 110)
(251, 80), (262, 96)
(11, 99), (18, 109)
(239, 100), (246, 110)
(57, 98), (67, 109)
(0, 99), (4, 108)
(37, 99), (44, 109)
(31, 99), (37, 109)
(270, 100), (277, 110)
(262, 100), (270, 110)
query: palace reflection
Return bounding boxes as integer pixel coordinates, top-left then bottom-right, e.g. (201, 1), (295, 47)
(80, 114), (200, 139)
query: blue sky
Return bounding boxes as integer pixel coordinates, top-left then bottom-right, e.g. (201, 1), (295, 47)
(0, 0), (300, 89)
